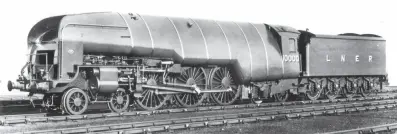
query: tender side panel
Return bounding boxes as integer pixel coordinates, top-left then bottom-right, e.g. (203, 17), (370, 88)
(306, 36), (386, 76)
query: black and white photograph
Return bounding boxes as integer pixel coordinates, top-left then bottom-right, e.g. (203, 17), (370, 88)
(0, 0), (394, 133)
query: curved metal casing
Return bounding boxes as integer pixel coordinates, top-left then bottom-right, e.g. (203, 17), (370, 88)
(56, 12), (300, 84)
(98, 68), (119, 93)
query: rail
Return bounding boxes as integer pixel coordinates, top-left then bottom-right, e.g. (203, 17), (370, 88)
(22, 99), (397, 134)
(1, 95), (395, 126)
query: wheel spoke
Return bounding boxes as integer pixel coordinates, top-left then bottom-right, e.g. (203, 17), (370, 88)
(177, 77), (187, 83)
(210, 67), (239, 105)
(173, 68), (207, 107)
(195, 77), (206, 83)
(140, 90), (149, 102)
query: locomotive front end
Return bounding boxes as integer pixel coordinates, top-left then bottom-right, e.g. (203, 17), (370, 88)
(7, 16), (64, 94)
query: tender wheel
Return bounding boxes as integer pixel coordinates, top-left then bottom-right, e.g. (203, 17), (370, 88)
(360, 80), (371, 97)
(306, 81), (322, 100)
(325, 81), (340, 100)
(108, 88), (130, 113)
(210, 67), (241, 105)
(174, 67), (208, 107)
(274, 90), (290, 102)
(61, 88), (89, 115)
(135, 73), (172, 110)
(343, 81), (357, 99)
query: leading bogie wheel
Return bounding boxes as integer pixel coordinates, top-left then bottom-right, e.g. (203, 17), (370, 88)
(174, 67), (208, 108)
(61, 88), (89, 115)
(210, 67), (241, 105)
(135, 73), (172, 110)
(108, 88), (130, 113)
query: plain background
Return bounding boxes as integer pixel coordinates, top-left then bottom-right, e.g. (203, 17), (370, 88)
(0, 0), (394, 95)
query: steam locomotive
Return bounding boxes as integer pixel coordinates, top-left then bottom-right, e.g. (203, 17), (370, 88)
(7, 12), (387, 115)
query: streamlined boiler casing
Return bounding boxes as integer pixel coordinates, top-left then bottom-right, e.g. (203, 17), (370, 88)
(29, 12), (300, 83)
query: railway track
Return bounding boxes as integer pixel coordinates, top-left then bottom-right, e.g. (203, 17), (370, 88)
(0, 89), (393, 106)
(19, 98), (397, 134)
(0, 95), (395, 126)
(0, 90), (393, 112)
(323, 123), (397, 134)
(0, 96), (42, 107)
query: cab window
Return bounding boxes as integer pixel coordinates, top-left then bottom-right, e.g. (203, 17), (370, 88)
(289, 38), (296, 53)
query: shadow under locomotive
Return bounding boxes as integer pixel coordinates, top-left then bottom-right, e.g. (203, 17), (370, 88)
(7, 12), (387, 115)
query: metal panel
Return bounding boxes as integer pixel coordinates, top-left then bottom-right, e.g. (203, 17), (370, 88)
(28, 15), (65, 46)
(61, 25), (131, 55)
(306, 36), (386, 76)
(60, 12), (127, 30)
(138, 15), (183, 61)
(193, 19), (231, 65)
(237, 22), (268, 81)
(99, 67), (119, 93)
(170, 17), (208, 65)
(55, 12), (295, 83)
(217, 22), (251, 83)
(280, 34), (300, 78)
(119, 14), (153, 56)
(253, 24), (283, 80)
(59, 41), (83, 80)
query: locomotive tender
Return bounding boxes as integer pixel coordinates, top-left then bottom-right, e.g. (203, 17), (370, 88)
(7, 12), (387, 115)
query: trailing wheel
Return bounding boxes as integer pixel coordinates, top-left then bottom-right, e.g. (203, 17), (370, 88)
(135, 73), (172, 110)
(108, 88), (130, 113)
(306, 81), (322, 100)
(61, 88), (89, 115)
(274, 90), (290, 102)
(209, 67), (241, 105)
(174, 67), (208, 107)
(343, 81), (357, 99)
(325, 81), (340, 100)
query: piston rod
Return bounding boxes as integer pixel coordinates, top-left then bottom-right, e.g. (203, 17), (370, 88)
(141, 84), (233, 94)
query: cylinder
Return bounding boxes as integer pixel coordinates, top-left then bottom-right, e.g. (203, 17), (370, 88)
(88, 67), (119, 93)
